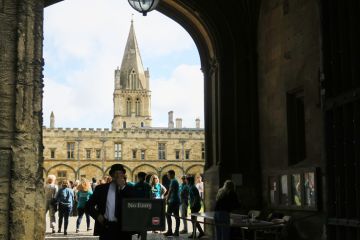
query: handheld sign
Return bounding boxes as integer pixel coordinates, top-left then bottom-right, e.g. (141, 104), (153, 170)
(121, 198), (166, 231)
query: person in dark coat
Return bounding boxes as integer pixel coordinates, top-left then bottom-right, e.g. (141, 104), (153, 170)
(134, 172), (152, 199)
(134, 171), (152, 239)
(85, 164), (134, 240)
(214, 180), (241, 240)
(187, 175), (205, 238)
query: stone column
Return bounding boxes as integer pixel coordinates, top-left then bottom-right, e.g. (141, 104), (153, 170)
(100, 138), (106, 174)
(0, 0), (45, 239)
(76, 138), (82, 179)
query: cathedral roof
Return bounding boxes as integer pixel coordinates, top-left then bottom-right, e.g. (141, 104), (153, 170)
(119, 20), (148, 90)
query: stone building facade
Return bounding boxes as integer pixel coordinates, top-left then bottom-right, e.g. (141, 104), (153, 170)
(43, 126), (204, 182)
(43, 21), (205, 183)
(2, 0), (356, 239)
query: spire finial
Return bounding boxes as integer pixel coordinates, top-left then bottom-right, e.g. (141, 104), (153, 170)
(131, 14), (134, 24)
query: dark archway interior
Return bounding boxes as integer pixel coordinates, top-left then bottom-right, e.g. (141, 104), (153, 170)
(0, 0), (359, 239)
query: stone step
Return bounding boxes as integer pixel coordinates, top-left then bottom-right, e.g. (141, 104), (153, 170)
(45, 234), (98, 240)
(45, 233), (209, 240)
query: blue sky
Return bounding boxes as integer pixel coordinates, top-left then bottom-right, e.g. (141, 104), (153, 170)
(43, 0), (204, 129)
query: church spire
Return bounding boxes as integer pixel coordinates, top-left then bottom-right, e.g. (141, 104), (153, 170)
(118, 19), (149, 90)
(112, 19), (152, 130)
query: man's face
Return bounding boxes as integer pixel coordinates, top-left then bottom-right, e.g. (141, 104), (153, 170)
(182, 178), (186, 184)
(112, 170), (126, 186)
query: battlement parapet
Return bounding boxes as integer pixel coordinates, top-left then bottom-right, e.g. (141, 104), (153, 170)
(43, 126), (204, 136)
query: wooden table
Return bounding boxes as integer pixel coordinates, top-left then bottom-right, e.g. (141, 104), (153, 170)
(190, 212), (285, 240)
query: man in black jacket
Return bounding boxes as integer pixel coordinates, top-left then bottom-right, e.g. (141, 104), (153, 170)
(85, 164), (134, 240)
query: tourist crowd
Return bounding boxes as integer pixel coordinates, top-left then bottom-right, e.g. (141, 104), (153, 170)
(45, 168), (205, 239)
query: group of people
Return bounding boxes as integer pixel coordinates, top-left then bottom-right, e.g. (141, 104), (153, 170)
(45, 164), (240, 240)
(164, 172), (205, 239)
(44, 164), (206, 239)
(45, 175), (94, 235)
(85, 165), (205, 240)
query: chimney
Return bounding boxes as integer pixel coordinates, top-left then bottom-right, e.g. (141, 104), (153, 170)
(176, 118), (182, 128)
(168, 111), (174, 128)
(195, 118), (200, 128)
(50, 111), (55, 128)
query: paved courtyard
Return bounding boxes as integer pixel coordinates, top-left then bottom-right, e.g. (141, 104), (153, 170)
(45, 213), (208, 240)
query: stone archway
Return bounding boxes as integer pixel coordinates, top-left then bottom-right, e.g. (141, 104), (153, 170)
(132, 164), (158, 183)
(185, 164), (204, 176)
(160, 164), (184, 181)
(47, 164), (77, 183)
(104, 165), (132, 181)
(0, 0), (220, 239)
(77, 164), (104, 181)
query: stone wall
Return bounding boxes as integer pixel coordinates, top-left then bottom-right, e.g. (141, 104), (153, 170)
(43, 127), (205, 182)
(0, 0), (45, 239)
(258, 0), (324, 239)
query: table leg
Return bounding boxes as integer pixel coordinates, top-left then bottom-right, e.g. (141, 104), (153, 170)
(241, 228), (246, 240)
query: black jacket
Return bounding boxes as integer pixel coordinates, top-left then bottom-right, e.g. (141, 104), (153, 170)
(214, 191), (241, 212)
(85, 182), (134, 238)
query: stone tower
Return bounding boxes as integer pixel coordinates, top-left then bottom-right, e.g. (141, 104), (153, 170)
(112, 20), (152, 130)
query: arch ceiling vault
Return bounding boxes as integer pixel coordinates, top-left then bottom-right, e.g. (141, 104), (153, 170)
(4, 0), (352, 239)
(0, 0), (264, 239)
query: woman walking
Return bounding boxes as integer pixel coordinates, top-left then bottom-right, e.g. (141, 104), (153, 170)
(56, 179), (74, 235)
(76, 178), (93, 233)
(187, 175), (205, 239)
(45, 175), (58, 233)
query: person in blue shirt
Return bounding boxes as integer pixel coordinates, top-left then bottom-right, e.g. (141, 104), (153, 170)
(76, 178), (93, 233)
(125, 174), (135, 187)
(150, 174), (166, 199)
(56, 179), (74, 235)
(179, 175), (189, 234)
(164, 170), (180, 236)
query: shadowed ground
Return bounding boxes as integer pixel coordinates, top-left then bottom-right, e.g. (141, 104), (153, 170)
(45, 213), (208, 239)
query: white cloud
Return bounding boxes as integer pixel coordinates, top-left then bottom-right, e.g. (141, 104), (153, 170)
(43, 0), (203, 128)
(152, 65), (204, 128)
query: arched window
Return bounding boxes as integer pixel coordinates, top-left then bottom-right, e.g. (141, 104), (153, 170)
(129, 70), (137, 89)
(123, 121), (126, 129)
(135, 98), (141, 116)
(141, 122), (144, 127)
(126, 98), (131, 116)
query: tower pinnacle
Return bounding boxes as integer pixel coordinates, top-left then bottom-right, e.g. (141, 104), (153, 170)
(50, 111), (55, 128)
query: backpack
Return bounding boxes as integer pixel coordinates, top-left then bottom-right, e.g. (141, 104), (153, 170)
(190, 186), (201, 212)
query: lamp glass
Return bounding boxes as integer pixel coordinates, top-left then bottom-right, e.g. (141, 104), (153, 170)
(128, 0), (159, 15)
